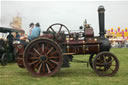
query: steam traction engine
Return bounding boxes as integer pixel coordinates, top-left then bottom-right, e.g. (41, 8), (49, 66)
(16, 6), (119, 77)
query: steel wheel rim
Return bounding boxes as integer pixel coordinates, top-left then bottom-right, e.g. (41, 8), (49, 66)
(47, 23), (70, 35)
(93, 52), (119, 76)
(23, 38), (62, 77)
(89, 54), (95, 69)
(1, 53), (8, 66)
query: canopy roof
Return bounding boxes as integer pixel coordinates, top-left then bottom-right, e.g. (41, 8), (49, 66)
(0, 27), (24, 33)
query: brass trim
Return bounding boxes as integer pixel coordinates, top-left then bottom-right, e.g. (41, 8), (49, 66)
(67, 45), (70, 53)
(83, 45), (86, 54)
(66, 37), (69, 41)
(62, 53), (75, 55)
(83, 40), (85, 44)
(94, 38), (97, 41)
(98, 44), (100, 52)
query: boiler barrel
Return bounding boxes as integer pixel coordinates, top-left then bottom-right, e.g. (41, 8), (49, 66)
(66, 44), (100, 54)
(65, 39), (100, 55)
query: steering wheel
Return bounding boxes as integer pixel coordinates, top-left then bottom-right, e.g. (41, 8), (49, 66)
(47, 23), (70, 35)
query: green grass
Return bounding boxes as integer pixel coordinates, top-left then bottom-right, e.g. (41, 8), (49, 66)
(0, 48), (128, 85)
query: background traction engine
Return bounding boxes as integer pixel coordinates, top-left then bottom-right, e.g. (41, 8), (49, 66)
(16, 6), (119, 77)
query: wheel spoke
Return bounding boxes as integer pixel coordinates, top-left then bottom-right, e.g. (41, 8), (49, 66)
(45, 43), (50, 52)
(102, 67), (106, 72)
(28, 52), (38, 56)
(33, 48), (41, 56)
(47, 61), (54, 68)
(47, 47), (54, 55)
(111, 64), (116, 66)
(96, 66), (104, 72)
(36, 44), (41, 53)
(48, 56), (58, 59)
(96, 63), (104, 66)
(108, 59), (114, 64)
(30, 57), (39, 60)
(49, 50), (58, 56)
(34, 61), (40, 68)
(29, 60), (39, 65)
(58, 25), (62, 33)
(98, 56), (104, 63)
(37, 63), (42, 73)
(103, 55), (107, 63)
(50, 60), (58, 65)
(43, 62), (46, 73)
(42, 44), (44, 52)
(50, 27), (56, 33)
(46, 63), (51, 73)
(109, 67), (114, 72)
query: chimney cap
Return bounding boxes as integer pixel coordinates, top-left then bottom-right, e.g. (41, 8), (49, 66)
(98, 5), (105, 12)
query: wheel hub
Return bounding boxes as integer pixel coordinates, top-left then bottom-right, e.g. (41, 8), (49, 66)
(104, 62), (110, 68)
(40, 55), (47, 61)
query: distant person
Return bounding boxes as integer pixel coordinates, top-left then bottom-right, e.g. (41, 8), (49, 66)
(7, 32), (14, 45)
(20, 31), (28, 47)
(15, 32), (20, 41)
(29, 23), (34, 36)
(19, 30), (27, 40)
(28, 23), (41, 40)
(28, 23), (34, 40)
(7, 32), (14, 57)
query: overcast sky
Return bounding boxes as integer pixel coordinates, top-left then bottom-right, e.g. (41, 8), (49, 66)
(1, 1), (128, 36)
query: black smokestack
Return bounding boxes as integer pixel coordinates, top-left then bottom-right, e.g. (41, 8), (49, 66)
(98, 5), (105, 38)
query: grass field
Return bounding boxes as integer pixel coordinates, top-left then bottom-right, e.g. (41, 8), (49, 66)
(0, 48), (128, 85)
